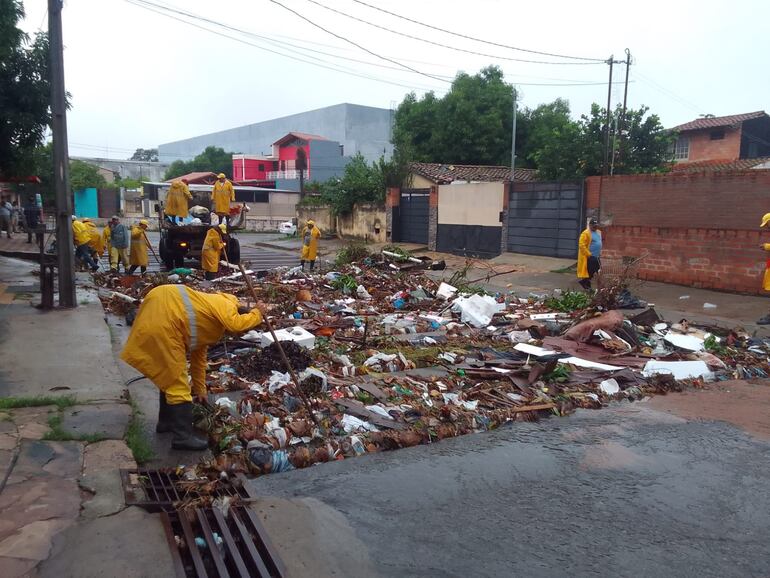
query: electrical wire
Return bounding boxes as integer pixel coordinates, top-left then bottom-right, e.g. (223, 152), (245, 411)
(632, 70), (705, 115)
(304, 0), (603, 66)
(268, 0), (450, 83)
(351, 0), (605, 62)
(124, 0), (446, 92)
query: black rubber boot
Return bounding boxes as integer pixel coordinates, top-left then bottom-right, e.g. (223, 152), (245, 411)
(168, 402), (208, 450)
(156, 391), (172, 433)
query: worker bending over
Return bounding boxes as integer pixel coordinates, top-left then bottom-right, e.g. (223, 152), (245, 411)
(121, 285), (263, 450)
(211, 173), (234, 226)
(72, 216), (99, 272)
(128, 219), (151, 275)
(201, 223), (227, 280)
(165, 178), (192, 224)
(300, 219), (321, 271)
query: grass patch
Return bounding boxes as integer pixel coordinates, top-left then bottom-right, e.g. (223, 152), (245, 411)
(551, 263), (577, 274)
(334, 242), (371, 267)
(43, 413), (105, 443)
(543, 290), (591, 312)
(0, 395), (77, 410)
(125, 398), (154, 465)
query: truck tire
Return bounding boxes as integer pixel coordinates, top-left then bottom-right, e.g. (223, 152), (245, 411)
(227, 238), (241, 264)
(159, 239), (175, 270)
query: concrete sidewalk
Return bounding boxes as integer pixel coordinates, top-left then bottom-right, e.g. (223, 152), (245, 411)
(0, 256), (174, 578)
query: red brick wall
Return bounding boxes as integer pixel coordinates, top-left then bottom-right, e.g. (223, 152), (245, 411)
(598, 170), (770, 294)
(585, 176), (601, 209)
(681, 127), (741, 163)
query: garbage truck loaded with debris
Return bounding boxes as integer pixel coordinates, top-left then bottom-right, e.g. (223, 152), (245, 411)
(142, 181), (253, 270)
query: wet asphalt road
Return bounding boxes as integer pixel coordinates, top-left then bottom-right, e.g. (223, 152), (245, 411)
(97, 232), (298, 272)
(249, 402), (770, 578)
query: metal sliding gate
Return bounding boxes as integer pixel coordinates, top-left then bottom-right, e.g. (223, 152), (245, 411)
(507, 181), (584, 258)
(395, 189), (429, 245)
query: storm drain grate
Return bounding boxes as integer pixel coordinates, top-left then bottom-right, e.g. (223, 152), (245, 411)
(120, 469), (255, 512)
(162, 506), (285, 578)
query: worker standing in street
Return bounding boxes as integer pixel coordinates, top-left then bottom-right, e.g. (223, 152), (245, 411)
(128, 219), (151, 275)
(121, 285), (263, 450)
(165, 178), (192, 224)
(211, 173), (234, 226)
(577, 217), (602, 291)
(299, 219), (321, 271)
(72, 216), (99, 272)
(757, 213), (770, 324)
(108, 215), (130, 273)
(201, 223), (227, 280)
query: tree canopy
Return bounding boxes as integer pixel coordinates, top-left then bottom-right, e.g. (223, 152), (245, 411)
(0, 0), (52, 179)
(69, 160), (107, 190)
(393, 65), (673, 179)
(129, 148), (159, 162)
(164, 146), (234, 180)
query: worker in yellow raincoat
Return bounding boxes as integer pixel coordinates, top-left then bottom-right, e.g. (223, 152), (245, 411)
(121, 285), (263, 450)
(201, 223), (227, 280)
(577, 217), (602, 291)
(102, 223), (111, 256)
(758, 213), (770, 324)
(82, 218), (105, 262)
(300, 219), (321, 271)
(128, 219), (151, 275)
(165, 178), (192, 223)
(72, 216), (99, 272)
(211, 173), (234, 225)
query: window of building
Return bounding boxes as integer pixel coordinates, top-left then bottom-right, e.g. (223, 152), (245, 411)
(234, 190), (269, 203)
(710, 129), (725, 140)
(258, 163), (265, 172)
(672, 136), (689, 160)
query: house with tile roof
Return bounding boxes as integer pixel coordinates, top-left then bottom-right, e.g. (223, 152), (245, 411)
(669, 111), (770, 168)
(409, 162), (537, 187)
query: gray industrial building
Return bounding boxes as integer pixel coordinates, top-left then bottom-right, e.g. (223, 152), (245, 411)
(70, 157), (170, 182)
(158, 103), (393, 164)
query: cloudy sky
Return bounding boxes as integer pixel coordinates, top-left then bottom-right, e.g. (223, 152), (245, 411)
(20, 0), (769, 161)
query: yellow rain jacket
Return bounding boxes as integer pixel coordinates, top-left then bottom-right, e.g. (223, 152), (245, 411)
(211, 179), (235, 215)
(201, 228), (225, 273)
(577, 228), (592, 279)
(121, 285), (262, 403)
(84, 221), (105, 255)
(102, 226), (111, 253)
(165, 180), (192, 217)
(72, 220), (91, 247)
(300, 224), (321, 261)
(129, 226), (150, 267)
(763, 243), (770, 291)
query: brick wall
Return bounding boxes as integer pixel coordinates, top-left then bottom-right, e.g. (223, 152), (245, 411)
(598, 169), (770, 294)
(683, 127), (741, 163)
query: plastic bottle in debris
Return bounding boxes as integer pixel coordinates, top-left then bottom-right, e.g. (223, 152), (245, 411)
(349, 436), (366, 456)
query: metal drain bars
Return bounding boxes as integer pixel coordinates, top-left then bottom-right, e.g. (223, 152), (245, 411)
(120, 469), (254, 512)
(162, 506), (285, 578)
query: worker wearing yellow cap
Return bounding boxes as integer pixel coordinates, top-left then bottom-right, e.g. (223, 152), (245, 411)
(128, 219), (151, 275)
(299, 219), (321, 271)
(121, 285), (263, 450)
(211, 172), (235, 227)
(201, 223), (227, 280)
(758, 213), (770, 324)
(165, 178), (192, 224)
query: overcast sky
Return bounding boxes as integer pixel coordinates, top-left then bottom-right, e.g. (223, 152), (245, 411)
(19, 0), (769, 161)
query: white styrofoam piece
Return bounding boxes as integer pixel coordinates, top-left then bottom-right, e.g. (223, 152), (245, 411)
(514, 343), (554, 357)
(664, 332), (704, 352)
(260, 326), (316, 349)
(436, 282), (458, 299)
(557, 357), (624, 371)
(530, 313), (559, 320)
(642, 360), (711, 380)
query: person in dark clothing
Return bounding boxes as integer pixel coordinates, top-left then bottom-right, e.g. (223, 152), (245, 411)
(23, 196), (43, 245)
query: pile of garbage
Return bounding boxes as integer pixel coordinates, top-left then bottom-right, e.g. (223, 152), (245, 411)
(94, 248), (770, 479)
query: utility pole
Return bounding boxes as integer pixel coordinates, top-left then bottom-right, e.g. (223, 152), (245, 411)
(618, 48), (632, 169)
(510, 88), (517, 174)
(602, 55), (614, 176)
(49, 0), (76, 308)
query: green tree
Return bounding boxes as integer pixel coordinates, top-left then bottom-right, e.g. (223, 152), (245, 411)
(394, 66), (516, 166)
(164, 146), (234, 180)
(129, 148), (158, 162)
(69, 160), (107, 190)
(0, 1), (52, 179)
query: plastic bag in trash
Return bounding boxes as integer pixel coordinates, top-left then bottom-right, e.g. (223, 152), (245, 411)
(356, 285), (372, 300)
(299, 367), (328, 392)
(451, 294), (504, 328)
(215, 397), (238, 417)
(341, 414), (379, 433)
(268, 371), (291, 393)
(271, 450), (295, 473)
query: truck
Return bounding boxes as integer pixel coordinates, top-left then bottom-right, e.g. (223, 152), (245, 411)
(146, 183), (245, 270)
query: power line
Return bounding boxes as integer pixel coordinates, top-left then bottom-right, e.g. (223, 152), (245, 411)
(125, 0), (445, 92)
(632, 70), (705, 115)
(351, 0), (605, 62)
(304, 0), (602, 66)
(268, 0), (450, 83)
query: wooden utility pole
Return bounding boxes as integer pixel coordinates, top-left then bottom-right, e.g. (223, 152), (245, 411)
(49, 0), (76, 307)
(602, 56), (614, 176)
(618, 48), (632, 169)
(510, 88), (517, 173)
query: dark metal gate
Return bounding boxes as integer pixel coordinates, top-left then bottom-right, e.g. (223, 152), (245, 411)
(507, 181), (584, 258)
(98, 188), (120, 218)
(395, 189), (429, 245)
